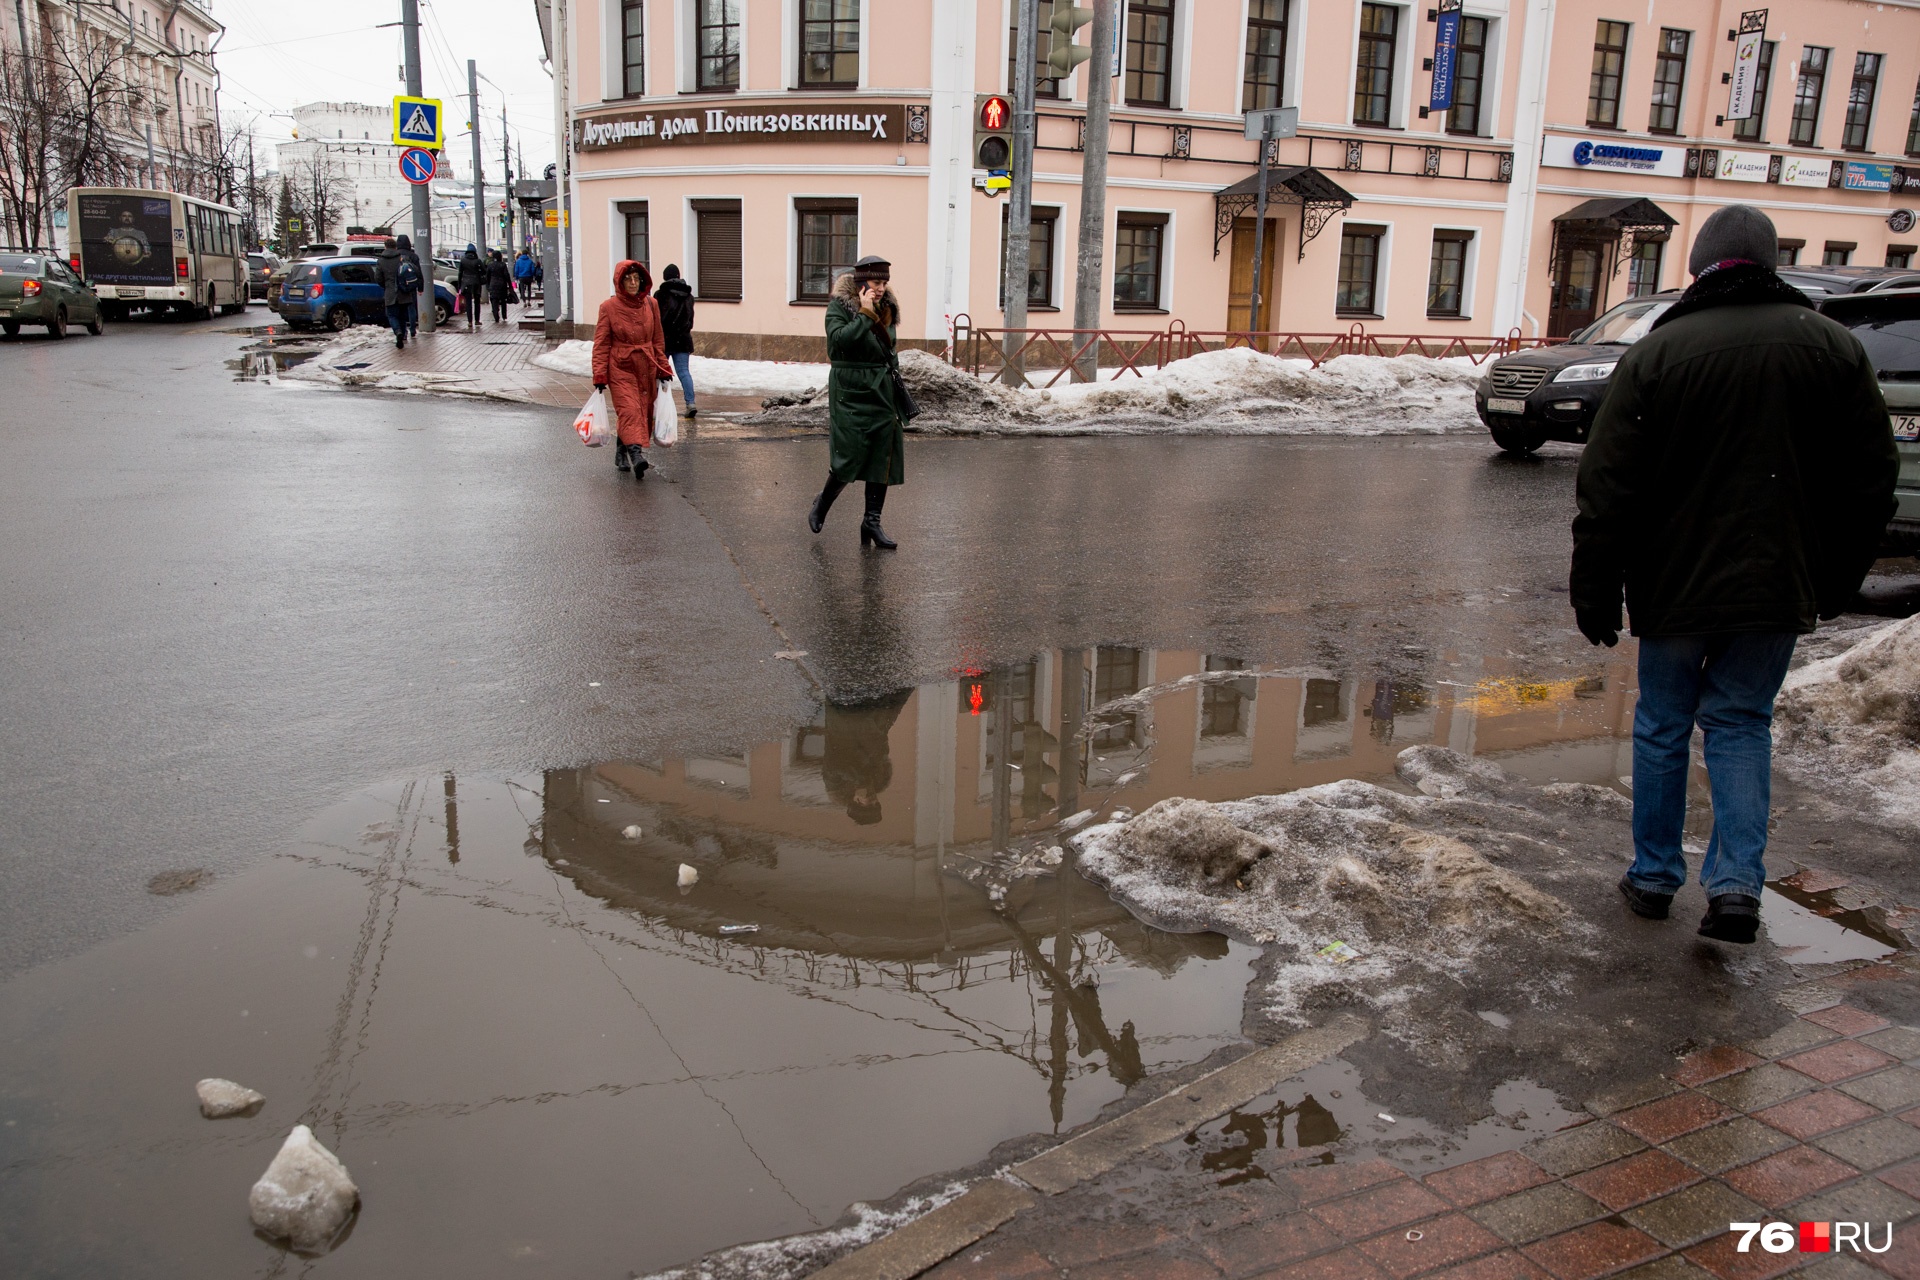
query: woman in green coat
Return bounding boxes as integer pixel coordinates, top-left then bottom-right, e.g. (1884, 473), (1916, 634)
(808, 254), (906, 549)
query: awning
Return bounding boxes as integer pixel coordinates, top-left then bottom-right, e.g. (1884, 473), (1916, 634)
(1552, 196), (1677, 229)
(1214, 166), (1357, 262)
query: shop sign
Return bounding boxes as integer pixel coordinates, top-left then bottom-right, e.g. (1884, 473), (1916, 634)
(1779, 155), (1833, 188)
(1542, 135), (1687, 177)
(1715, 150), (1770, 182)
(575, 102), (909, 151)
(1842, 161), (1894, 193)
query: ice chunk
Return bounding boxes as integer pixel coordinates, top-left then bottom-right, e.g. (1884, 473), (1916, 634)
(677, 863), (699, 887)
(1776, 616), (1920, 831)
(621, 825), (643, 840)
(196, 1078), (264, 1119)
(248, 1125), (358, 1252)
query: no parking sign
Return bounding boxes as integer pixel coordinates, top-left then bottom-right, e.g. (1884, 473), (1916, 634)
(399, 148), (437, 185)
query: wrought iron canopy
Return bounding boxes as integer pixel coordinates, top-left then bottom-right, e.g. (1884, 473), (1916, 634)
(1213, 166), (1357, 262)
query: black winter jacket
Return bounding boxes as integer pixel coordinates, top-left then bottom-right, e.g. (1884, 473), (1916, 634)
(486, 258), (513, 300)
(374, 247), (417, 307)
(655, 278), (695, 355)
(456, 253), (484, 293)
(1571, 267), (1898, 637)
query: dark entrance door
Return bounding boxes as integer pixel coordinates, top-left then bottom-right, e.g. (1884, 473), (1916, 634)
(1548, 237), (1612, 338)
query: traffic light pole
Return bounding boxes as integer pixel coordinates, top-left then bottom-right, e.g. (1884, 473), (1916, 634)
(1070, 0), (1115, 383)
(469, 60), (486, 256)
(401, 0), (434, 333)
(999, 0), (1039, 387)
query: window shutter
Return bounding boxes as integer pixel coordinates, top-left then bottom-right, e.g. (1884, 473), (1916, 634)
(694, 200), (742, 300)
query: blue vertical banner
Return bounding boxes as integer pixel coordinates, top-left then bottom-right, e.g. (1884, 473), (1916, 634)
(1430, 0), (1462, 113)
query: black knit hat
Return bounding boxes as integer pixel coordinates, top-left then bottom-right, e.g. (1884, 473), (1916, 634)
(1688, 205), (1779, 276)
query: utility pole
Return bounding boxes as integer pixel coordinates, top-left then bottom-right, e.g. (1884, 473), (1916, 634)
(500, 100), (512, 253)
(1069, 0), (1115, 383)
(1248, 115), (1273, 341)
(999, 0), (1039, 386)
(401, 0), (434, 332)
(551, 0), (573, 330)
(468, 60), (485, 255)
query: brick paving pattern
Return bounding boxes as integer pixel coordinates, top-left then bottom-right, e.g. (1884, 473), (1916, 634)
(923, 1005), (1920, 1279)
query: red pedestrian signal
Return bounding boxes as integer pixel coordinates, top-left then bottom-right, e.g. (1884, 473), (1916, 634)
(979, 95), (1010, 131)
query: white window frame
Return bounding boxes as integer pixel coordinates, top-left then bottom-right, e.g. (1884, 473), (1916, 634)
(784, 0), (870, 91)
(1232, 0), (1305, 113)
(682, 193), (743, 301)
(1347, 0), (1415, 129)
(1111, 204), (1176, 315)
(788, 193), (861, 304)
(1442, 9), (1504, 138)
(679, 0), (749, 94)
(1337, 219), (1393, 318)
(1426, 223), (1480, 321)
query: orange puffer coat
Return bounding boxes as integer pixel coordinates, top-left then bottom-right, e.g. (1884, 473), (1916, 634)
(591, 259), (673, 447)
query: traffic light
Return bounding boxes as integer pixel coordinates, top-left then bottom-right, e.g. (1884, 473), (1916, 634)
(1046, 4), (1097, 77)
(974, 93), (1012, 195)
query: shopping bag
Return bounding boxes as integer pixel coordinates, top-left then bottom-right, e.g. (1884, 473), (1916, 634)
(652, 380), (679, 447)
(574, 388), (613, 447)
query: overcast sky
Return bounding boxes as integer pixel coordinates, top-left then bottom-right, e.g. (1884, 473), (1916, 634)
(216, 0), (556, 182)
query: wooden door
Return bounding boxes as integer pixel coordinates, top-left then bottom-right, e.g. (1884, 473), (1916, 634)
(1548, 239), (1610, 338)
(1227, 217), (1282, 334)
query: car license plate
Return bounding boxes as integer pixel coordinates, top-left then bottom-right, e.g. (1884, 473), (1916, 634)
(1895, 414), (1920, 442)
(1486, 397), (1528, 415)
(116, 288), (144, 298)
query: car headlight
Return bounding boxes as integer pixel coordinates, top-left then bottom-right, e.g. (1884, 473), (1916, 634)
(1553, 361), (1617, 383)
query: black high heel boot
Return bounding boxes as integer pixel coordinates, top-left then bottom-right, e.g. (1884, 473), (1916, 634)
(808, 476), (846, 534)
(859, 483), (897, 549)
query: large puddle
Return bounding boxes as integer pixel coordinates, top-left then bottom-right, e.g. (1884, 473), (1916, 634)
(1, 643), (1887, 1276)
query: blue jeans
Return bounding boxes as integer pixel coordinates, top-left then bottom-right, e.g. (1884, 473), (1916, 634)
(670, 351), (695, 409)
(1628, 632), (1797, 900)
(385, 303), (410, 341)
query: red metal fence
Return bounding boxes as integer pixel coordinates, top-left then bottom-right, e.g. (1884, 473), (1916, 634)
(947, 316), (1560, 387)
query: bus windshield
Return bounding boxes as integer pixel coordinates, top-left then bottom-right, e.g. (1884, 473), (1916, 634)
(75, 193), (175, 287)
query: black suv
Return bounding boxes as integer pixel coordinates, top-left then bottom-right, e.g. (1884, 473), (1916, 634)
(1475, 292), (1678, 455)
(1818, 287), (1920, 551)
(1778, 265), (1920, 302)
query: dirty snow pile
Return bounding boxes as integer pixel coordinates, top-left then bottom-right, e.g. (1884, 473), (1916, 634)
(746, 346), (1485, 435)
(1073, 746), (1619, 1037)
(1775, 614), (1920, 831)
(534, 340), (831, 396)
(641, 1180), (971, 1280)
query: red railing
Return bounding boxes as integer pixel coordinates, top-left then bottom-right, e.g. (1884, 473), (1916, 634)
(947, 315), (1559, 385)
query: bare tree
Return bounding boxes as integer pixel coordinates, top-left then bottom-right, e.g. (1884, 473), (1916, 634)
(288, 149), (346, 245)
(0, 16), (139, 246)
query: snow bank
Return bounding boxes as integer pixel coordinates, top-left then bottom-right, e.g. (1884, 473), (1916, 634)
(535, 340), (831, 396)
(641, 1180), (972, 1280)
(748, 346), (1486, 436)
(1776, 615), (1920, 831)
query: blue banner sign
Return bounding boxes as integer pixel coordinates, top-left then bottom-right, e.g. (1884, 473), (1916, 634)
(1430, 0), (1462, 112)
(1842, 161), (1894, 193)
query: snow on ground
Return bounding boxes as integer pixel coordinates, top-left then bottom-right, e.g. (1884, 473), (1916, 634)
(641, 1180), (973, 1280)
(535, 340), (831, 397)
(1776, 614), (1920, 831)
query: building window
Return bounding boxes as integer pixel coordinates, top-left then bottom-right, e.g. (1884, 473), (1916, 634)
(1000, 205), (1059, 308)
(1842, 52), (1880, 151)
(1012, 0), (1064, 100)
(692, 198), (742, 299)
(620, 201), (649, 264)
(1648, 28), (1688, 134)
(1337, 225), (1384, 316)
(1887, 246), (1915, 269)
(1731, 41), (1774, 142)
(1242, 0), (1289, 112)
(799, 0), (859, 89)
(1823, 241), (1853, 266)
(1426, 230), (1470, 318)
(1447, 15), (1488, 135)
(1113, 212), (1167, 311)
(696, 0), (741, 91)
(1790, 45), (1827, 145)
(1124, 0), (1175, 108)
(621, 0), (645, 96)
(1908, 76), (1920, 156)
(794, 198), (857, 301)
(1777, 239), (1803, 266)
(1352, 3), (1397, 127)
(1627, 237), (1664, 296)
(1587, 20), (1629, 128)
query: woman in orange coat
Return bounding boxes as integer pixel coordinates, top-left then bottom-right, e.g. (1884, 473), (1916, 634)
(592, 259), (674, 480)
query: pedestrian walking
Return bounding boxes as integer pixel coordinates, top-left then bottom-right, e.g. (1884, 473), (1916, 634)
(456, 244), (484, 330)
(486, 250), (514, 324)
(591, 259), (673, 480)
(807, 255), (906, 549)
(514, 249), (536, 300)
(1571, 205), (1898, 944)
(654, 264), (697, 418)
(823, 689), (912, 824)
(395, 234), (423, 337)
(374, 236), (422, 349)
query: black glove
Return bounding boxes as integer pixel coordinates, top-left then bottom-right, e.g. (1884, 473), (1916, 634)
(1575, 606), (1620, 648)
(593, 383), (606, 392)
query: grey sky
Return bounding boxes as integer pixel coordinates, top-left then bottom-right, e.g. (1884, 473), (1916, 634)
(216, 0), (556, 181)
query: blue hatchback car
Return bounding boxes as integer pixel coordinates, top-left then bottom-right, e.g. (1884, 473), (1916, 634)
(277, 256), (455, 331)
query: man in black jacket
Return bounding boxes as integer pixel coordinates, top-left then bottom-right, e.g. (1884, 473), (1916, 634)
(1571, 205), (1897, 943)
(655, 264), (697, 417)
(374, 237), (419, 349)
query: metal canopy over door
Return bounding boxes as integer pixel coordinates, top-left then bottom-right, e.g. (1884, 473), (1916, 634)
(1547, 196), (1677, 338)
(1227, 217), (1281, 332)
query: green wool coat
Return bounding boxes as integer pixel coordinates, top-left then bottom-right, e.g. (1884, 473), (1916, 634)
(825, 292), (906, 486)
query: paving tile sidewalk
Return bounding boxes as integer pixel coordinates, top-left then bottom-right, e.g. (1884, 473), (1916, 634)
(920, 995), (1920, 1280)
(327, 321), (589, 407)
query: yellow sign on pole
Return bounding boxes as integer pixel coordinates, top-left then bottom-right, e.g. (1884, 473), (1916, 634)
(392, 96), (444, 148)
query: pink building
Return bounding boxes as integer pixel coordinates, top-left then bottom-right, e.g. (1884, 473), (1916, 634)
(553, 1), (1920, 353)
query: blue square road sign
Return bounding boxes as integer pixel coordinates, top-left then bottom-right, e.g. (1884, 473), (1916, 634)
(393, 96), (443, 148)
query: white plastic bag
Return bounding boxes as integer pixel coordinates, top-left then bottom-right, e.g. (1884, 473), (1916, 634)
(574, 388), (612, 447)
(652, 379), (679, 447)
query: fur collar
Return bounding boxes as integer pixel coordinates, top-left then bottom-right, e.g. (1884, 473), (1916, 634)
(831, 270), (899, 327)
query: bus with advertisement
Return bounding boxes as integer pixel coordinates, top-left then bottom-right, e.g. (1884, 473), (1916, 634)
(66, 187), (248, 320)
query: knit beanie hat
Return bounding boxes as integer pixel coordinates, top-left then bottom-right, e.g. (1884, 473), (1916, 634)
(1688, 205), (1778, 276)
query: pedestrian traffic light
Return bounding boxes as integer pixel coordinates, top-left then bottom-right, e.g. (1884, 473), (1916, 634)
(974, 94), (1013, 196)
(1046, 4), (1097, 77)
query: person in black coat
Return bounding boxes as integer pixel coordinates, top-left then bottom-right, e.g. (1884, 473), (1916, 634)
(456, 244), (484, 330)
(395, 234), (424, 337)
(654, 264), (697, 417)
(486, 250), (514, 323)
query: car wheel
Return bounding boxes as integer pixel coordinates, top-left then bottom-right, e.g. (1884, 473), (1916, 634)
(86, 310), (104, 336)
(47, 307), (67, 339)
(1, 322), (16, 337)
(325, 305), (354, 332)
(434, 299), (452, 326)
(1489, 426), (1543, 457)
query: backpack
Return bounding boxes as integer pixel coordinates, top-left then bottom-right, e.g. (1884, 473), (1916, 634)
(397, 258), (423, 294)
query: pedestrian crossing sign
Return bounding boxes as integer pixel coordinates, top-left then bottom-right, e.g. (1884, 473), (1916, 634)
(392, 96), (443, 148)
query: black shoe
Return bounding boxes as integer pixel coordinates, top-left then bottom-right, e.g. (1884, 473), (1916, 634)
(685, 406), (698, 418)
(1618, 875), (1673, 920)
(809, 477), (846, 534)
(860, 513), (898, 549)
(614, 445), (631, 472)
(1699, 894), (1761, 944)
(395, 334), (405, 349)
(633, 453), (649, 482)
